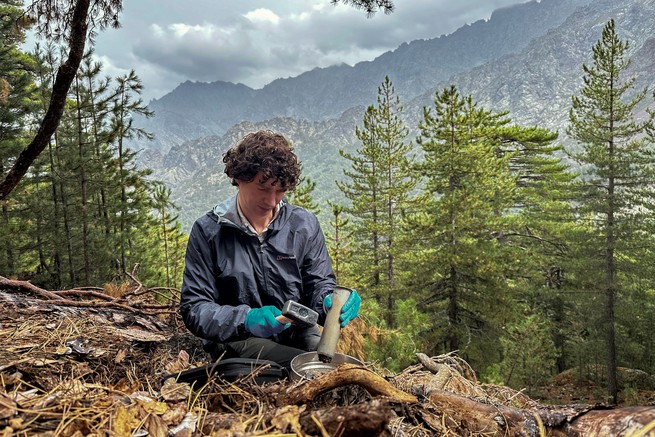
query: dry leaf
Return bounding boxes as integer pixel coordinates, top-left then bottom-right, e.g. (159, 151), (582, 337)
(106, 326), (168, 342)
(0, 394), (17, 419)
(63, 427), (85, 437)
(113, 377), (141, 394)
(13, 389), (39, 404)
(55, 345), (72, 355)
(114, 348), (128, 363)
(0, 371), (23, 386)
(270, 405), (305, 435)
(145, 413), (169, 437)
(113, 405), (141, 436)
(160, 379), (191, 402)
(165, 350), (190, 374)
(169, 412), (197, 436)
(141, 399), (168, 415)
(27, 358), (60, 366)
(8, 418), (24, 430)
(162, 402), (188, 426)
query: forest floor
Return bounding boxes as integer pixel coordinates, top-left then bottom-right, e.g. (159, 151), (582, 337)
(1, 278), (655, 435)
(536, 369), (655, 408)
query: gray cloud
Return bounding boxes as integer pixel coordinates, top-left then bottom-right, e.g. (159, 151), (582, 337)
(92, 0), (528, 101)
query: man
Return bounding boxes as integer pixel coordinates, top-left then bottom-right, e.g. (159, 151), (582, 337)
(180, 130), (361, 369)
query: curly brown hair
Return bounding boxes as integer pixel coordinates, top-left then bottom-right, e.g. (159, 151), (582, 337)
(223, 130), (301, 191)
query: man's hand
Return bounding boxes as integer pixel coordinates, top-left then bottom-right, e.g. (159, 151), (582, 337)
(324, 289), (361, 328)
(244, 306), (290, 338)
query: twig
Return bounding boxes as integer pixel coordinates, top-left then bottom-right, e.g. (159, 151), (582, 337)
(123, 271), (146, 296)
(52, 290), (115, 301)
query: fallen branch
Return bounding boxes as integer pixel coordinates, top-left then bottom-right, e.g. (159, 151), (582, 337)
(0, 276), (178, 317)
(427, 389), (655, 436)
(279, 363), (417, 405)
(53, 290), (116, 301)
(416, 351), (478, 383)
(0, 276), (64, 300)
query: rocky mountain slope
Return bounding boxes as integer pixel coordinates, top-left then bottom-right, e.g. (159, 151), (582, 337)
(137, 0), (591, 153)
(137, 0), (655, 230)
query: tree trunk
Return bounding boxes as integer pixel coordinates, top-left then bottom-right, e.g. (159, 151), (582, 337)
(0, 0), (92, 200)
(447, 266), (459, 352)
(606, 153), (617, 404)
(75, 76), (91, 285)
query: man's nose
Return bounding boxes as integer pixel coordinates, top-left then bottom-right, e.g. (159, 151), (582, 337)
(263, 191), (278, 207)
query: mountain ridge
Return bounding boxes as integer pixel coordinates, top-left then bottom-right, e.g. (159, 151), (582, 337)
(136, 0), (655, 231)
(137, 0), (591, 153)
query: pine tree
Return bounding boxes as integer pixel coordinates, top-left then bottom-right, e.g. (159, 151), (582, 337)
(149, 184), (188, 289)
(567, 19), (655, 404)
(495, 125), (578, 373)
(498, 312), (558, 394)
(408, 85), (516, 366)
(107, 70), (154, 275)
(0, 1), (36, 162)
(32, 44), (65, 286)
(2, 27), (186, 291)
(13, 46), (173, 289)
(27, 48), (118, 286)
(289, 177), (320, 214)
(337, 76), (416, 327)
(326, 201), (353, 284)
(69, 52), (114, 283)
(0, 0), (38, 276)
(0, 0), (123, 200)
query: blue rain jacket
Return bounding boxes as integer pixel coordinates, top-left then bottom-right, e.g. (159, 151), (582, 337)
(180, 196), (336, 347)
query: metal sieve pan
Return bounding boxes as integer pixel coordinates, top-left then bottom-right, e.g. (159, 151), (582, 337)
(290, 351), (364, 382)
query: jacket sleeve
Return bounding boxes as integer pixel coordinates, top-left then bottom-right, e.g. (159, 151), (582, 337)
(300, 217), (337, 323)
(179, 219), (250, 343)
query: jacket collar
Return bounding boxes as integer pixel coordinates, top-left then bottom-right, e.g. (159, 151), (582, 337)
(212, 195), (289, 232)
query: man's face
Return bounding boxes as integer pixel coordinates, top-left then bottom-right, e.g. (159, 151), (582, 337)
(236, 172), (287, 222)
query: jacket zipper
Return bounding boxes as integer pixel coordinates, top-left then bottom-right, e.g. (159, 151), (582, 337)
(259, 239), (268, 295)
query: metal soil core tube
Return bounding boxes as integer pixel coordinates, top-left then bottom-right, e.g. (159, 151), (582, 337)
(316, 286), (352, 362)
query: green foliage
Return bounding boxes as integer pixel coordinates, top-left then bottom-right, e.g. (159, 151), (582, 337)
(337, 76), (417, 327)
(0, 0), (37, 148)
(499, 124), (577, 279)
(498, 311), (559, 395)
(616, 287), (655, 374)
(566, 18), (655, 403)
(361, 298), (430, 372)
(0, 0), (39, 276)
(289, 176), (320, 215)
(143, 184), (188, 289)
(405, 85), (517, 368)
(326, 201), (354, 285)
(0, 41), (186, 290)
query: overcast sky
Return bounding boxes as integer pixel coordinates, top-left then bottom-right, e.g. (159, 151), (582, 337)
(80, 0), (529, 102)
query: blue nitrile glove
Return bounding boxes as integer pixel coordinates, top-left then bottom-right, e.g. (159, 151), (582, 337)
(244, 306), (290, 338)
(324, 289), (361, 328)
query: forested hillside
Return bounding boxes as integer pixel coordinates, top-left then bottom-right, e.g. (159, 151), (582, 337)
(2, 0), (655, 416)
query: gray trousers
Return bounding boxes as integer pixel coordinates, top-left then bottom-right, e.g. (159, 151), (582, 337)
(206, 325), (321, 369)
